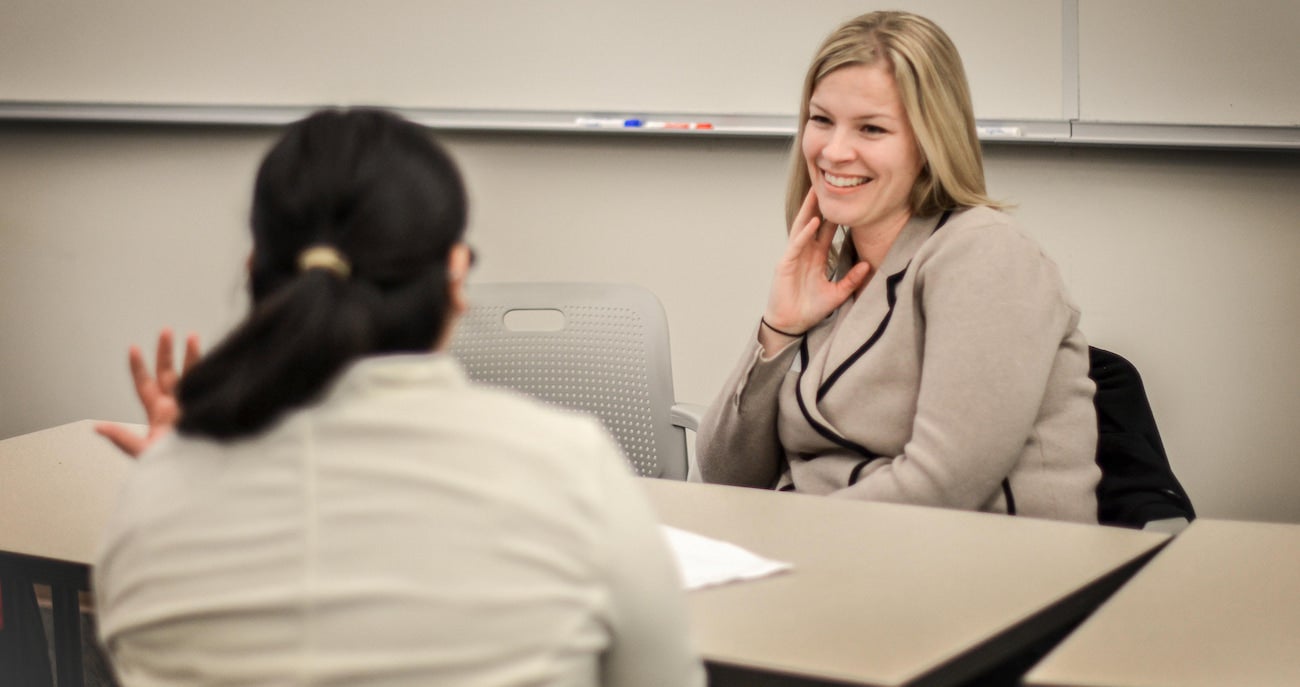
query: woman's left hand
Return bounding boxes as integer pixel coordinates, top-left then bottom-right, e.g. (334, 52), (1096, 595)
(762, 190), (872, 341)
(95, 328), (202, 458)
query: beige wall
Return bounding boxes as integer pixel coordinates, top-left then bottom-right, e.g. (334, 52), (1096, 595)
(2, 123), (1297, 522)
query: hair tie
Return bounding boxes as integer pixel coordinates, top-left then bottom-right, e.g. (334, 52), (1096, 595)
(297, 245), (351, 279)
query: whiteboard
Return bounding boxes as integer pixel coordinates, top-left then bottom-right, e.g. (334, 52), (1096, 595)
(0, 0), (1065, 121)
(1079, 0), (1300, 127)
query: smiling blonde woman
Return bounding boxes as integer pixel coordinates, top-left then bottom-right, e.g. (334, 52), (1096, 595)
(697, 11), (1100, 523)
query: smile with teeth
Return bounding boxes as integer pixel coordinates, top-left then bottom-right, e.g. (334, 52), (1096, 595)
(823, 171), (870, 188)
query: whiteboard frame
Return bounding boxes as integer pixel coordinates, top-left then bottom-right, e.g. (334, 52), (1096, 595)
(2, 102), (1297, 150)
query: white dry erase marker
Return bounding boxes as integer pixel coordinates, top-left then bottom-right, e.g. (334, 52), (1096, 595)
(976, 125), (1023, 138)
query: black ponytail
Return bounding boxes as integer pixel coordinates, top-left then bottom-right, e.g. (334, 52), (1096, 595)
(176, 109), (467, 440)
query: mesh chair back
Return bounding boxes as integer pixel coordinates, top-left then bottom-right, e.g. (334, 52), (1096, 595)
(449, 283), (685, 480)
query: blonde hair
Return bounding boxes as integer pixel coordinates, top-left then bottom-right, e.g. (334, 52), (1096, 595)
(784, 11), (1004, 229)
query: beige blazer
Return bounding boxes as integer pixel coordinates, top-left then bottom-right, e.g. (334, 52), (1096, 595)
(698, 207), (1100, 523)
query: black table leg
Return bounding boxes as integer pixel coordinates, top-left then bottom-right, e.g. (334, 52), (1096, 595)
(0, 573), (56, 687)
(52, 584), (85, 687)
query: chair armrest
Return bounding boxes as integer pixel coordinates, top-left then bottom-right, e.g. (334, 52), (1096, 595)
(670, 403), (706, 432)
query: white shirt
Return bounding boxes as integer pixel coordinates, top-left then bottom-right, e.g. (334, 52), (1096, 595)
(95, 353), (703, 687)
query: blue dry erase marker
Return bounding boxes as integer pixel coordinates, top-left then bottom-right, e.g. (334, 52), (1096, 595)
(575, 117), (643, 128)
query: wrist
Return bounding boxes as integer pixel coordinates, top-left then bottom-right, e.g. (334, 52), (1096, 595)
(760, 317), (806, 338)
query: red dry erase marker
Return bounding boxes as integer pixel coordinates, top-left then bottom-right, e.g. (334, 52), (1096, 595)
(646, 121), (714, 130)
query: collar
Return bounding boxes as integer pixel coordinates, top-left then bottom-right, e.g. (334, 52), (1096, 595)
(832, 211), (950, 283)
(321, 352), (468, 403)
(875, 211), (949, 278)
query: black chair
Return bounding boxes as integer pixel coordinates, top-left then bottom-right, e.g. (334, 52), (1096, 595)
(1089, 346), (1196, 529)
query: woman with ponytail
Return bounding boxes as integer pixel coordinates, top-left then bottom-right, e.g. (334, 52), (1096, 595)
(92, 109), (703, 687)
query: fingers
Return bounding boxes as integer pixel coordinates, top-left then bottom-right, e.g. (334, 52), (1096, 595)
(126, 328), (192, 415)
(816, 218), (839, 251)
(789, 188), (822, 236)
(94, 422), (145, 458)
(796, 187), (819, 222)
(127, 345), (153, 401)
(777, 216), (825, 278)
(182, 334), (202, 373)
(155, 328), (178, 395)
(786, 213), (823, 253)
(155, 327), (175, 372)
(835, 261), (873, 298)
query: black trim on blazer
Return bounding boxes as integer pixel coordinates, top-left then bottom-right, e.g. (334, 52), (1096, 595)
(790, 210), (956, 465)
(795, 338), (881, 460)
(848, 459), (873, 485)
(817, 267), (909, 401)
(817, 210), (954, 402)
(1002, 478), (1017, 515)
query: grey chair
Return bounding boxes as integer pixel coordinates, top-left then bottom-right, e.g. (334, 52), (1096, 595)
(449, 282), (701, 481)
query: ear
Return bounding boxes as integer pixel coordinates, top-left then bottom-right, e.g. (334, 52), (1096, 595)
(446, 243), (472, 315)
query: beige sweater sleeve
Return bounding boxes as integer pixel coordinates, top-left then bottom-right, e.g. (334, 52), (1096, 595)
(695, 326), (801, 489)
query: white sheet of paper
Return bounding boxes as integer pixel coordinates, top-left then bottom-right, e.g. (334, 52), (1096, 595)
(660, 525), (793, 591)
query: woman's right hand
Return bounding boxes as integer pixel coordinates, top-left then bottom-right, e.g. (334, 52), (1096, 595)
(760, 190), (871, 348)
(95, 328), (202, 458)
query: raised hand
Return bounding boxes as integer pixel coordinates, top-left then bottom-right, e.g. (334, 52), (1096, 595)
(760, 190), (871, 348)
(95, 328), (202, 457)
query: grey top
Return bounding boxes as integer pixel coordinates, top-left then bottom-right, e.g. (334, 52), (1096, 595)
(698, 207), (1100, 523)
